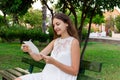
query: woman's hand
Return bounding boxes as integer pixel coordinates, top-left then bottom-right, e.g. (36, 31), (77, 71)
(41, 54), (55, 64)
(21, 44), (32, 53)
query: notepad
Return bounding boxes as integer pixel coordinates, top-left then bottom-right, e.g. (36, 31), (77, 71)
(23, 40), (39, 54)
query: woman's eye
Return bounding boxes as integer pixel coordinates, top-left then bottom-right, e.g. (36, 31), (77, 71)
(56, 23), (60, 26)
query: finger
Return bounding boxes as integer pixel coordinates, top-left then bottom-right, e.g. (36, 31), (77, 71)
(21, 44), (27, 49)
(40, 54), (47, 59)
(41, 55), (48, 62)
(45, 59), (48, 63)
(21, 44), (27, 47)
(21, 44), (29, 52)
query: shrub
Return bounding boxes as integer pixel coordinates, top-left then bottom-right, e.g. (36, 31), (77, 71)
(0, 25), (50, 43)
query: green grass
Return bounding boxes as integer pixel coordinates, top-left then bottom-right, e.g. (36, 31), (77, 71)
(0, 42), (30, 72)
(0, 41), (120, 80)
(83, 42), (120, 80)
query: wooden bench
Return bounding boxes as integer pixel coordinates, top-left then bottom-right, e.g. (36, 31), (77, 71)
(0, 57), (102, 80)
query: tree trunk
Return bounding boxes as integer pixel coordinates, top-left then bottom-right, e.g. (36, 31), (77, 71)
(81, 14), (93, 60)
(13, 13), (19, 25)
(81, 5), (97, 59)
(42, 5), (47, 33)
(41, 0), (53, 19)
(3, 12), (9, 27)
(78, 4), (87, 46)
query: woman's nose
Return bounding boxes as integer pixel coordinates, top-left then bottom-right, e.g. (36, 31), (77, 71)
(54, 25), (57, 30)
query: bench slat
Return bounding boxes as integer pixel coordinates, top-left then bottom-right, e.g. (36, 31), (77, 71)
(6, 69), (23, 77)
(14, 67), (30, 75)
(0, 70), (16, 80)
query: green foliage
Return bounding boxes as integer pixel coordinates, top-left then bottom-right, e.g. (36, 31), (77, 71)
(0, 25), (26, 42)
(68, 10), (89, 28)
(0, 0), (33, 15)
(18, 0), (34, 15)
(0, 15), (4, 26)
(54, 0), (120, 30)
(0, 25), (51, 43)
(81, 28), (88, 40)
(0, 0), (34, 26)
(115, 15), (120, 33)
(9, 0), (22, 13)
(92, 14), (105, 25)
(20, 9), (42, 28)
(55, 0), (120, 20)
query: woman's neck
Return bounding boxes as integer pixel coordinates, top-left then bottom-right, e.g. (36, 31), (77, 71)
(61, 33), (70, 39)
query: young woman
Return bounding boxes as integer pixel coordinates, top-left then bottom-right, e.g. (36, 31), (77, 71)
(15, 13), (80, 80)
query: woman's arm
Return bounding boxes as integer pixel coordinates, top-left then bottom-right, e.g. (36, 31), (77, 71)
(42, 39), (80, 76)
(22, 40), (55, 61)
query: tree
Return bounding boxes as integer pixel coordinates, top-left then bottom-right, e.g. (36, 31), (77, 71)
(20, 8), (42, 28)
(53, 0), (120, 59)
(105, 15), (114, 35)
(92, 14), (105, 32)
(55, 0), (79, 29)
(0, 0), (34, 26)
(0, 0), (9, 27)
(115, 15), (120, 33)
(0, 15), (5, 26)
(40, 0), (54, 18)
(14, 0), (120, 59)
(41, 0), (47, 33)
(92, 14), (105, 25)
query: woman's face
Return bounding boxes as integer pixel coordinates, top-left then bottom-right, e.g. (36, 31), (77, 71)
(53, 18), (68, 36)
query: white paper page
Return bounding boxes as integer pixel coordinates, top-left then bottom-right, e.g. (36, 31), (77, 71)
(23, 40), (39, 54)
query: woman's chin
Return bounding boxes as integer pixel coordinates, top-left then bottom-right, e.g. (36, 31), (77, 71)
(56, 32), (61, 35)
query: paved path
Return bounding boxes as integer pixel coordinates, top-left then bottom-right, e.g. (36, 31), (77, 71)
(89, 37), (120, 44)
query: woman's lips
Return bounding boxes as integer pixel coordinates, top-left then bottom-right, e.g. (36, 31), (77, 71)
(55, 29), (61, 34)
(55, 29), (60, 32)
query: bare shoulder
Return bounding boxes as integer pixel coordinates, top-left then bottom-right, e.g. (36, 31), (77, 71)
(49, 38), (57, 45)
(51, 38), (57, 43)
(72, 38), (80, 46)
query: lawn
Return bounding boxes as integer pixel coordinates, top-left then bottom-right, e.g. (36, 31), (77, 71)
(83, 42), (120, 80)
(0, 41), (120, 80)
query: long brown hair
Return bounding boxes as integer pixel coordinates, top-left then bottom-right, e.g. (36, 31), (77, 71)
(52, 13), (79, 40)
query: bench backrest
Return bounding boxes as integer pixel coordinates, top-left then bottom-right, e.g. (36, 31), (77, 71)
(22, 57), (102, 73)
(80, 60), (102, 73)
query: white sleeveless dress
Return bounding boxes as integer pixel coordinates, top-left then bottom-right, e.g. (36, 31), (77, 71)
(20, 36), (77, 80)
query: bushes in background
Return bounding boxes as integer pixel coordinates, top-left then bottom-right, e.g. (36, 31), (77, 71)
(0, 25), (53, 43)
